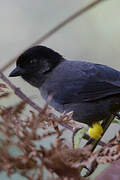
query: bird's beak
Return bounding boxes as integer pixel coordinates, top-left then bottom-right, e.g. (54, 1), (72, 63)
(9, 67), (25, 77)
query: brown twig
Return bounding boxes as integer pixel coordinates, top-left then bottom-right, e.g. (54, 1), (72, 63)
(0, 71), (105, 146)
(0, 72), (42, 112)
(1, 0), (106, 72)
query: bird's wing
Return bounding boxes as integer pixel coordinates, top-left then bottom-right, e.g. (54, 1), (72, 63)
(53, 63), (120, 104)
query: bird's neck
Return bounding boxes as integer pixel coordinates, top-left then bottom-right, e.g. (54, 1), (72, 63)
(22, 72), (47, 88)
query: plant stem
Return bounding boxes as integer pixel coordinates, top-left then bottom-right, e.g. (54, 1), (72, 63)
(1, 0), (106, 72)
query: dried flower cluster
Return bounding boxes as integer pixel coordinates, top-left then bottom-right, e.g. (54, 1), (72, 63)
(0, 81), (120, 180)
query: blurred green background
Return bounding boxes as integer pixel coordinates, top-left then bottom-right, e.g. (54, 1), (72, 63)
(0, 0), (120, 179)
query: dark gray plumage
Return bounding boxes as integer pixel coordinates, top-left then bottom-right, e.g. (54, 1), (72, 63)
(9, 46), (120, 125)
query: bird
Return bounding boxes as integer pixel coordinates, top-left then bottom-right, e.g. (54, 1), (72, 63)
(9, 46), (120, 138)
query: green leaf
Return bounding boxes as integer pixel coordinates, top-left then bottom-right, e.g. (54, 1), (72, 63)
(112, 119), (120, 124)
(73, 127), (88, 148)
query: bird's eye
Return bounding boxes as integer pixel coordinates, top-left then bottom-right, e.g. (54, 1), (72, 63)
(30, 59), (37, 64)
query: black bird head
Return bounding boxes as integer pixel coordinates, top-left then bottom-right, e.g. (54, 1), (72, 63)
(9, 46), (64, 87)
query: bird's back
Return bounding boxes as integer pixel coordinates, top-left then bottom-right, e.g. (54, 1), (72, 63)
(40, 60), (120, 103)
